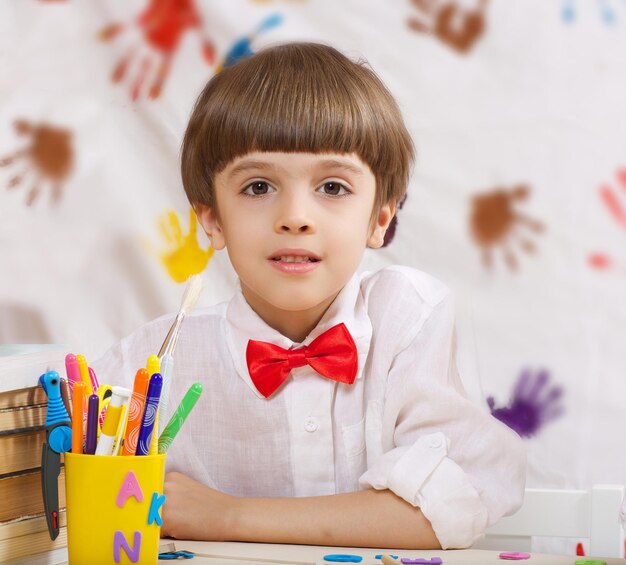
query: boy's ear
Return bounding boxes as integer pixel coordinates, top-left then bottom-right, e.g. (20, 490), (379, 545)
(195, 204), (226, 250)
(367, 202), (396, 249)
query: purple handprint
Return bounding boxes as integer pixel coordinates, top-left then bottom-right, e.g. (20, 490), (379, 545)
(487, 369), (564, 437)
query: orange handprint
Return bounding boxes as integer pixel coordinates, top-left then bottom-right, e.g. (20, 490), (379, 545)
(150, 208), (214, 283)
(99, 0), (216, 100)
(0, 120), (74, 206)
(469, 184), (544, 271)
(408, 0), (489, 54)
(589, 168), (626, 275)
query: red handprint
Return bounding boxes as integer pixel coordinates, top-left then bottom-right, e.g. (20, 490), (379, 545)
(469, 184), (544, 271)
(99, 0), (216, 100)
(589, 168), (626, 275)
(0, 120), (74, 206)
(408, 0), (489, 54)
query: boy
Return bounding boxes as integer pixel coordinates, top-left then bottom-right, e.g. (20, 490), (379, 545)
(93, 42), (525, 549)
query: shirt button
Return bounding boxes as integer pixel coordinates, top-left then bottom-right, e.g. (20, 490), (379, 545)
(304, 417), (319, 433)
(428, 435), (443, 449)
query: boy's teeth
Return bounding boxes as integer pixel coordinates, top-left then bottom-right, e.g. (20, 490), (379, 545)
(279, 256), (312, 263)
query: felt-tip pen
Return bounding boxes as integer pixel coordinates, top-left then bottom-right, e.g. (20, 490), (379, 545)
(136, 373), (162, 456)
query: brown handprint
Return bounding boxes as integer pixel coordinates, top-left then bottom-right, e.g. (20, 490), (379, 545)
(99, 0), (215, 100)
(0, 120), (74, 206)
(469, 184), (544, 270)
(408, 0), (489, 54)
(147, 207), (214, 283)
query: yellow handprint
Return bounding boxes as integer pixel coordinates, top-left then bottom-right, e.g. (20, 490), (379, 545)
(151, 207), (214, 283)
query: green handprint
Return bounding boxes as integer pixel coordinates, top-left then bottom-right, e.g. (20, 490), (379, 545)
(152, 208), (214, 283)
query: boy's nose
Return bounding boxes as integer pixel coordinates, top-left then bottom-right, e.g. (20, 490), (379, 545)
(274, 201), (316, 234)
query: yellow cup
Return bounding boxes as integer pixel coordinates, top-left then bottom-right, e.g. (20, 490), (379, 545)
(65, 453), (166, 565)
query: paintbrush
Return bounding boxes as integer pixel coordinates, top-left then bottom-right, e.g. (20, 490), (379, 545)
(157, 274), (203, 435)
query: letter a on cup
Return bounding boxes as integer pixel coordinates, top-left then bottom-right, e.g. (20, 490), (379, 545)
(116, 470), (144, 508)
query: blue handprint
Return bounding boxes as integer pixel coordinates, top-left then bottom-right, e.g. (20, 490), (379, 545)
(561, 0), (623, 24)
(487, 368), (564, 438)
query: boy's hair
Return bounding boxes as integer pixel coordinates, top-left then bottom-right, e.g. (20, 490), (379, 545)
(181, 42), (415, 214)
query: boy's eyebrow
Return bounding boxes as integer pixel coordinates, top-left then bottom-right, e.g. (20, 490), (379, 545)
(225, 157), (366, 178)
(315, 159), (366, 176)
(226, 160), (277, 178)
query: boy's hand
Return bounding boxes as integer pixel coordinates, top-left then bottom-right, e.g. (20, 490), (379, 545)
(162, 471), (236, 540)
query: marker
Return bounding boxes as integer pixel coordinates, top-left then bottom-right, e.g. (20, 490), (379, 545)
(96, 384), (113, 430)
(158, 383), (203, 454)
(122, 368), (150, 456)
(146, 355), (160, 455)
(71, 382), (86, 454)
(85, 394), (99, 455)
(88, 367), (99, 394)
(59, 378), (72, 419)
(76, 354), (93, 396)
(136, 373), (162, 456)
(95, 387), (130, 456)
(65, 354), (81, 388)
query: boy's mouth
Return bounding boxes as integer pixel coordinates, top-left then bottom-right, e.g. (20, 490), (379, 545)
(272, 256), (320, 263)
(269, 249), (321, 263)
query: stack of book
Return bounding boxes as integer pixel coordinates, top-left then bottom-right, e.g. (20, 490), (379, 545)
(0, 345), (68, 564)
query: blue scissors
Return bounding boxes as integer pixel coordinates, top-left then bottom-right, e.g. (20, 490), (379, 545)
(39, 371), (72, 540)
(158, 550), (195, 560)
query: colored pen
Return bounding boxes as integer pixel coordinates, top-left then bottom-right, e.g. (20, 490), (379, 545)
(136, 373), (162, 456)
(112, 390), (131, 456)
(96, 384), (112, 430)
(59, 378), (72, 419)
(65, 353), (81, 388)
(122, 368), (150, 456)
(76, 354), (93, 396)
(95, 386), (130, 456)
(71, 382), (86, 454)
(146, 355), (161, 455)
(158, 383), (203, 454)
(85, 394), (99, 455)
(88, 366), (99, 395)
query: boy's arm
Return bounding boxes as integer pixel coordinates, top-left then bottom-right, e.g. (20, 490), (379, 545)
(162, 471), (441, 548)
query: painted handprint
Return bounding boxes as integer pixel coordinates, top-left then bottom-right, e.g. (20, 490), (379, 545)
(562, 0), (621, 24)
(407, 0), (489, 54)
(469, 184), (544, 271)
(487, 368), (564, 438)
(217, 14), (283, 72)
(150, 208), (214, 283)
(99, 0), (216, 100)
(0, 120), (74, 206)
(589, 168), (626, 275)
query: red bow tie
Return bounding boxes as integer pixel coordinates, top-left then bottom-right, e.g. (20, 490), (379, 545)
(246, 323), (358, 399)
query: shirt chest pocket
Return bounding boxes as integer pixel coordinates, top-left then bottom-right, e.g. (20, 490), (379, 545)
(341, 417), (366, 486)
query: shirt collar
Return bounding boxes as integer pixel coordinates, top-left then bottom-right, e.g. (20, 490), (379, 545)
(225, 272), (373, 399)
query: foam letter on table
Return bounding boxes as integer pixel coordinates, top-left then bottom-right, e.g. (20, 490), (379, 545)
(147, 492), (166, 526)
(116, 471), (144, 508)
(114, 531), (141, 564)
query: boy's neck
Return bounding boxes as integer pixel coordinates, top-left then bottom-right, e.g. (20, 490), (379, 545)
(240, 283), (339, 343)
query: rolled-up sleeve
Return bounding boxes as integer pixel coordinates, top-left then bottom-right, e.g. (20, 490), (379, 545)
(359, 291), (526, 549)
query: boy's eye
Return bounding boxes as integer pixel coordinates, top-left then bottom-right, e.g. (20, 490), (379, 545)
(319, 182), (349, 196)
(243, 181), (273, 196)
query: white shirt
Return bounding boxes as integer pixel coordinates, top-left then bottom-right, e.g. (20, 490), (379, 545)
(92, 266), (526, 549)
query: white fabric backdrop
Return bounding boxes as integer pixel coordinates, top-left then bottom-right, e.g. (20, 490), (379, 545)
(1, 0), (626, 553)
